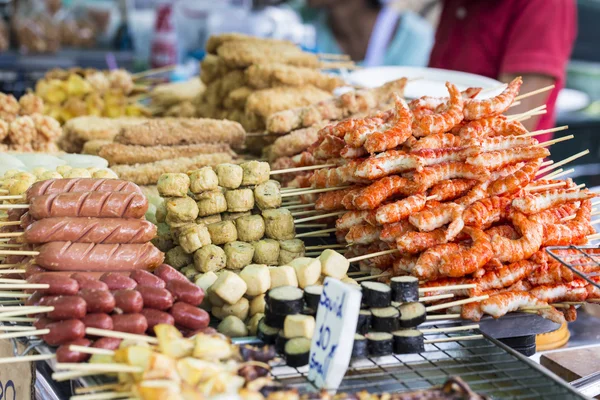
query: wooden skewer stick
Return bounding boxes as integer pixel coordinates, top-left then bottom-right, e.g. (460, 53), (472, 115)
(0, 204), (28, 210)
(131, 64), (176, 80)
(85, 327), (158, 344)
(69, 345), (115, 356)
(271, 164), (336, 175)
(51, 370), (101, 382)
(0, 264), (22, 269)
(295, 224), (328, 229)
(541, 160), (554, 167)
(520, 125), (569, 138)
(419, 293), (454, 302)
(424, 334), (483, 344)
(347, 249), (398, 263)
(0, 250), (38, 256)
(0, 283), (48, 290)
(0, 353), (55, 365)
(284, 203), (315, 210)
(0, 292), (30, 298)
(545, 168), (575, 181)
(0, 317), (36, 322)
(536, 150), (589, 176)
(56, 362), (143, 373)
(535, 134), (574, 148)
(294, 211), (345, 224)
(514, 84), (555, 101)
(426, 314), (461, 321)
(0, 278), (26, 283)
(590, 218), (600, 226)
(71, 392), (135, 400)
(0, 244), (25, 249)
(355, 272), (390, 282)
(506, 105), (546, 121)
(0, 195), (25, 201)
(514, 110), (547, 123)
(525, 181), (565, 192)
(295, 228), (336, 238)
(0, 270), (26, 275)
(0, 325), (36, 331)
(305, 244), (347, 250)
(420, 324), (479, 334)
(0, 306), (53, 318)
(74, 383), (125, 395)
(291, 209), (322, 217)
(281, 186), (351, 198)
(0, 232), (23, 238)
(418, 284), (476, 293)
(0, 221), (21, 227)
(0, 328), (49, 340)
(426, 295), (489, 312)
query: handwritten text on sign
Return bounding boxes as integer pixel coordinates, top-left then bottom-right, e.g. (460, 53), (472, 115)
(308, 277), (361, 390)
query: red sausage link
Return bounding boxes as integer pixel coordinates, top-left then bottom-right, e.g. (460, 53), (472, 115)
(34, 317), (52, 330)
(100, 273), (137, 290)
(170, 302), (209, 330)
(44, 319), (86, 346)
(82, 313), (114, 331)
(92, 337), (122, 351)
(26, 179), (142, 201)
(35, 242), (164, 272)
(112, 314), (148, 335)
(20, 212), (35, 229)
(78, 289), (116, 314)
(56, 338), (92, 363)
(25, 264), (46, 279)
(141, 309), (175, 333)
(42, 296), (87, 321)
(29, 192), (148, 219)
(130, 270), (165, 288)
(154, 264), (187, 283)
(27, 274), (79, 296)
(166, 280), (204, 306)
(24, 218), (157, 244)
(71, 273), (109, 291)
(26, 292), (45, 306)
(113, 290), (144, 314)
(137, 287), (173, 311)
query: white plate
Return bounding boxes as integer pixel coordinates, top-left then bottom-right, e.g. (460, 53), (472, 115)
(557, 88), (590, 113)
(346, 66), (504, 99)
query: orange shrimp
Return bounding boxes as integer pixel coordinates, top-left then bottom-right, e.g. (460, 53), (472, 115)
(466, 146), (549, 170)
(468, 135), (537, 151)
(439, 227), (493, 278)
(463, 196), (511, 228)
(396, 228), (447, 254)
(530, 281), (589, 303)
(364, 94), (413, 154)
(352, 176), (420, 210)
(543, 199), (593, 246)
(490, 212), (543, 263)
(472, 260), (539, 296)
(413, 82), (464, 136)
(340, 145), (368, 159)
(345, 223), (382, 245)
(489, 162), (526, 181)
(485, 224), (519, 239)
(309, 161), (368, 188)
(455, 181), (490, 207)
(341, 187), (364, 210)
(457, 116), (527, 139)
(391, 255), (418, 276)
(461, 302), (484, 321)
(529, 202), (579, 225)
(354, 151), (423, 180)
(487, 159), (542, 196)
(336, 210), (369, 230)
(527, 261), (576, 286)
(408, 202), (465, 234)
(318, 110), (391, 139)
(315, 186), (362, 211)
(463, 77), (523, 120)
(512, 188), (595, 215)
(409, 133), (463, 151)
(379, 220), (415, 243)
(413, 243), (463, 280)
(312, 134), (345, 160)
(479, 291), (565, 324)
(375, 194), (428, 225)
(430, 179), (478, 201)
(412, 146), (480, 166)
(414, 161), (490, 191)
(409, 87), (480, 119)
(343, 110), (396, 148)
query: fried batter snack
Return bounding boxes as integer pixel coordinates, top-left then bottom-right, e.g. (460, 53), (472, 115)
(150, 78), (205, 108)
(59, 116), (148, 153)
(269, 121), (329, 160)
(246, 63), (344, 92)
(217, 40), (320, 69)
(99, 142), (236, 166)
(113, 118), (246, 149)
(111, 153), (233, 186)
(245, 86), (332, 120)
(266, 78), (407, 134)
(200, 54), (232, 84)
(82, 139), (113, 155)
(223, 87), (253, 110)
(206, 33), (296, 54)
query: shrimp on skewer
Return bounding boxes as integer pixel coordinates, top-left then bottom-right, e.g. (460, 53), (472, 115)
(491, 212), (543, 263)
(409, 133), (463, 151)
(412, 147), (480, 166)
(472, 260), (539, 296)
(463, 196), (511, 228)
(430, 179), (478, 202)
(468, 135), (537, 151)
(485, 225), (520, 239)
(413, 82), (465, 137)
(542, 199), (593, 246)
(375, 194), (429, 225)
(488, 159), (542, 196)
(379, 220), (415, 243)
(409, 202), (465, 233)
(391, 255), (418, 276)
(439, 227), (493, 277)
(340, 145), (368, 159)
(315, 186), (362, 210)
(354, 151), (423, 180)
(455, 181), (490, 207)
(490, 162), (526, 181)
(312, 134), (346, 160)
(396, 228), (447, 254)
(466, 146), (550, 171)
(352, 175), (421, 210)
(319, 110), (392, 139)
(364, 94), (413, 154)
(413, 243), (463, 280)
(310, 161), (368, 188)
(419, 277), (472, 297)
(336, 210), (370, 230)
(457, 116), (527, 139)
(463, 77), (523, 120)
(345, 224), (382, 245)
(414, 161), (490, 191)
(343, 110), (396, 148)
(479, 291), (565, 324)
(530, 281), (589, 303)
(512, 188), (595, 215)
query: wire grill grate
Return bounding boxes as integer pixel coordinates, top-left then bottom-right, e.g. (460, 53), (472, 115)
(264, 324), (585, 399)
(546, 245), (600, 290)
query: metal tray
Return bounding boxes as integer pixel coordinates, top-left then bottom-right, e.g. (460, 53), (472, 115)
(546, 245), (600, 290)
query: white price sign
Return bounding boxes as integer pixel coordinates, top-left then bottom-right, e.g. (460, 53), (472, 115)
(308, 277), (362, 390)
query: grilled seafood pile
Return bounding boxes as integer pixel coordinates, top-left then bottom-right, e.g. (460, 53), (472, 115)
(292, 78), (599, 324)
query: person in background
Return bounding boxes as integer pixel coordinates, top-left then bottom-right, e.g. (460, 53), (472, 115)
(301, 0), (434, 67)
(429, 0), (577, 140)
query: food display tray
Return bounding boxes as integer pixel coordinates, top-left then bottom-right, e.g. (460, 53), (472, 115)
(547, 245), (600, 290)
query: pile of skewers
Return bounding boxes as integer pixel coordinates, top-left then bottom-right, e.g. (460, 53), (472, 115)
(196, 33), (347, 138)
(279, 77), (600, 325)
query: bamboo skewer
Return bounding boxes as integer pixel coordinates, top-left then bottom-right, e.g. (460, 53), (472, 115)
(0, 353), (55, 364)
(347, 249), (398, 263)
(521, 125), (568, 138)
(0, 221), (21, 227)
(0, 232), (23, 238)
(281, 186), (351, 198)
(284, 203), (315, 210)
(425, 295), (489, 312)
(0, 328), (49, 339)
(294, 211), (345, 224)
(525, 182), (566, 192)
(56, 362), (143, 373)
(426, 314), (461, 321)
(295, 223), (328, 229)
(291, 209), (323, 217)
(271, 164), (336, 175)
(424, 334), (483, 344)
(74, 383), (125, 395)
(0, 306), (53, 318)
(0, 270), (26, 274)
(419, 284), (476, 292)
(71, 392), (134, 400)
(420, 324), (479, 334)
(419, 293), (454, 302)
(131, 65), (176, 80)
(535, 134), (574, 148)
(51, 370), (100, 382)
(69, 345), (115, 356)
(536, 150), (589, 176)
(305, 244), (346, 250)
(0, 326), (36, 331)
(514, 84), (555, 101)
(85, 327), (158, 344)
(0, 204), (28, 209)
(544, 168), (575, 180)
(506, 105), (546, 121)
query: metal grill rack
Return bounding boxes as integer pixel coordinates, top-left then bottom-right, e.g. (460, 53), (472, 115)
(251, 324), (586, 400)
(546, 245), (600, 290)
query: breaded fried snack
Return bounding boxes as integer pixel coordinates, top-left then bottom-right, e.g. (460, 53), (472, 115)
(245, 86), (331, 120)
(59, 116), (147, 153)
(246, 63), (344, 92)
(99, 142), (235, 166)
(217, 40), (319, 69)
